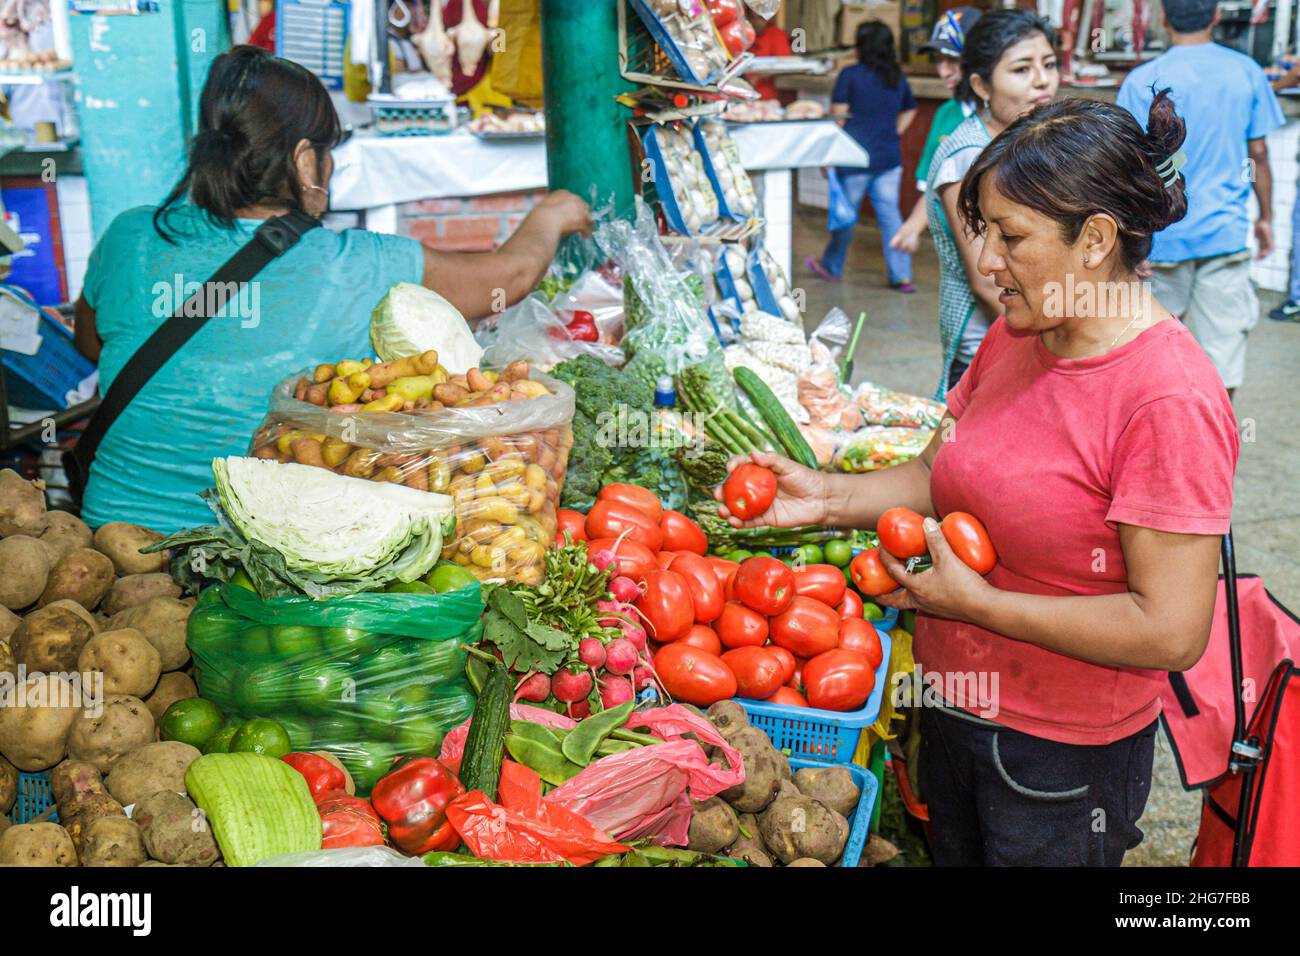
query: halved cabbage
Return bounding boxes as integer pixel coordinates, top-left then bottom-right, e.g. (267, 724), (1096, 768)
(212, 456), (454, 584)
(369, 281), (483, 372)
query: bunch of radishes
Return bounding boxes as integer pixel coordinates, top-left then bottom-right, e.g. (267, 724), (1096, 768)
(507, 537), (664, 720)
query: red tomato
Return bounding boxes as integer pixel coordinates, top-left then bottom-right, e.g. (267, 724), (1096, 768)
(837, 618), (884, 670)
(557, 508), (587, 543)
(660, 510), (707, 555)
(942, 512), (997, 574)
(587, 537), (656, 582)
(635, 569), (695, 643)
(656, 550), (680, 569)
(803, 649), (876, 712)
(877, 507), (928, 559)
(706, 0), (741, 27)
(733, 556), (795, 616)
(849, 547), (899, 596)
(719, 17), (756, 55)
(677, 624), (722, 656)
(585, 500), (664, 552)
(722, 646), (785, 700)
(769, 596), (841, 658)
(766, 685), (809, 708)
(654, 642), (737, 706)
(792, 564), (847, 607)
(790, 657), (807, 693)
(669, 552), (725, 623)
(707, 556), (739, 586)
(716, 600), (769, 648)
(724, 570), (737, 602)
(836, 589), (864, 620)
(597, 482), (663, 521)
(722, 464), (777, 521)
(767, 645), (797, 686)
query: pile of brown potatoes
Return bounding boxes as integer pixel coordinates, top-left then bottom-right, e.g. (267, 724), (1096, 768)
(684, 701), (864, 867)
(0, 470), (209, 866)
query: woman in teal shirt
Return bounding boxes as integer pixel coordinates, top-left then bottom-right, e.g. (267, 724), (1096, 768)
(72, 46), (588, 533)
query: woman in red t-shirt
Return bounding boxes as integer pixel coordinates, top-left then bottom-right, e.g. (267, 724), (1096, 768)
(718, 93), (1238, 866)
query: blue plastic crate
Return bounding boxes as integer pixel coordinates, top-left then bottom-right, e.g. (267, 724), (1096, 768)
(8, 771), (56, 824)
(738, 618), (895, 763)
(787, 757), (878, 867)
(0, 298), (94, 410)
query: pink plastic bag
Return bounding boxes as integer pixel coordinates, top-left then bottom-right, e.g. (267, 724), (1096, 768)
(545, 704), (744, 846)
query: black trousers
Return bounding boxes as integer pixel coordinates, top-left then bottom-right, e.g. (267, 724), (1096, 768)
(945, 357), (970, 393)
(920, 708), (1157, 866)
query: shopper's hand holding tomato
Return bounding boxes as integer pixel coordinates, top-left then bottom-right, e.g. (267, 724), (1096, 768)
(877, 507), (928, 559)
(876, 516), (992, 621)
(714, 451), (830, 528)
(721, 463), (778, 520)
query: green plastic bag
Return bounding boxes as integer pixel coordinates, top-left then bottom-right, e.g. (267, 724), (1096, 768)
(188, 583), (485, 794)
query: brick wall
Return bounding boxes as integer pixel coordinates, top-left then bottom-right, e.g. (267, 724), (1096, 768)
(396, 188), (548, 251)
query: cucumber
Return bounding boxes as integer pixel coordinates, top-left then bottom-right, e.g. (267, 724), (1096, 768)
(733, 367), (818, 469)
(459, 662), (510, 800)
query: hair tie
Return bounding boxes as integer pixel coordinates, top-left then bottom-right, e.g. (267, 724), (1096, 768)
(1155, 148), (1186, 189)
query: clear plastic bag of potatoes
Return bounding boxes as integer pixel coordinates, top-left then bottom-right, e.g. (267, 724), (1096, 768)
(248, 364), (575, 586)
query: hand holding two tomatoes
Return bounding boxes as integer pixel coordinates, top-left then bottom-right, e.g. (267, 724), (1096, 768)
(714, 451), (830, 529)
(876, 516), (992, 622)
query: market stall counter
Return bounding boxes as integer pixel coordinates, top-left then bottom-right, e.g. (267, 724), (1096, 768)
(328, 119), (868, 276)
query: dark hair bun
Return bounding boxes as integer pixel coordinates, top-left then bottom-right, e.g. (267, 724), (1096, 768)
(1142, 89), (1189, 233)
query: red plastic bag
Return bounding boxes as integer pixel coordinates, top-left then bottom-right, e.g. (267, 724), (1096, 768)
(544, 704), (744, 845)
(445, 761), (629, 866)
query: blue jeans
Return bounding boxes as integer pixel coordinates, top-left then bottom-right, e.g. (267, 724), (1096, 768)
(1290, 190), (1300, 302)
(821, 166), (912, 283)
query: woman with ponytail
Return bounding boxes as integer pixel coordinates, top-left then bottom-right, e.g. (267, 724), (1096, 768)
(716, 93), (1238, 865)
(71, 46), (589, 533)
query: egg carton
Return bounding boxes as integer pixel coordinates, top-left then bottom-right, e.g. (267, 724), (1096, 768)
(628, 0), (733, 86)
(642, 123), (725, 237)
(694, 118), (759, 221)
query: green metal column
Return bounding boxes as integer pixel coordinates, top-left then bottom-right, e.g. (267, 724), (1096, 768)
(539, 0), (635, 216)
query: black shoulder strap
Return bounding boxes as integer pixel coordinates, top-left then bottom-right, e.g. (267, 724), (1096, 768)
(64, 210), (319, 505)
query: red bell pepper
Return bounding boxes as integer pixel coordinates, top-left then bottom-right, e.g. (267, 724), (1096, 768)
(369, 756), (465, 855)
(566, 310), (599, 342)
(281, 752), (347, 798)
(316, 790), (385, 849)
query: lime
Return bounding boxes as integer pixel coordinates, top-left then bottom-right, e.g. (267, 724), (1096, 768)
(196, 669), (236, 712)
(797, 543), (824, 566)
(355, 646), (406, 687)
(277, 713), (315, 750)
(160, 698), (224, 748)
(862, 602), (884, 621)
(233, 663), (293, 716)
(425, 562), (476, 593)
(293, 662), (353, 716)
(322, 627), (377, 660)
(824, 539), (852, 568)
(393, 683), (430, 710)
(386, 580), (437, 595)
(724, 549), (753, 563)
(392, 716), (445, 755)
(270, 625), (321, 660)
(342, 743), (400, 795)
(230, 718), (292, 758)
(309, 715), (362, 748)
(229, 570), (256, 591)
(239, 626), (274, 658)
(357, 694), (403, 740)
(201, 726), (239, 754)
(187, 608), (243, 656)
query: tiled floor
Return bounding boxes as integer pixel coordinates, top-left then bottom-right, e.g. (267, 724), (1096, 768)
(792, 209), (1299, 866)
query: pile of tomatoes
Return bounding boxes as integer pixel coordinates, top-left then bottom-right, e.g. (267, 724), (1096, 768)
(848, 507), (997, 596)
(555, 482), (885, 714)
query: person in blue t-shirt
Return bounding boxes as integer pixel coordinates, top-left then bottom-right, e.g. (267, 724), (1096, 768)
(808, 21), (917, 291)
(1117, 0), (1284, 397)
(71, 46), (590, 533)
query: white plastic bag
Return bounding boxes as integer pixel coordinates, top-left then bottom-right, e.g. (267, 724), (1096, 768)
(256, 846), (427, 868)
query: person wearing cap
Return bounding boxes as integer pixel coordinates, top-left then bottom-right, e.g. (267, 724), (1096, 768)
(1118, 0), (1284, 398)
(890, 7), (982, 255)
